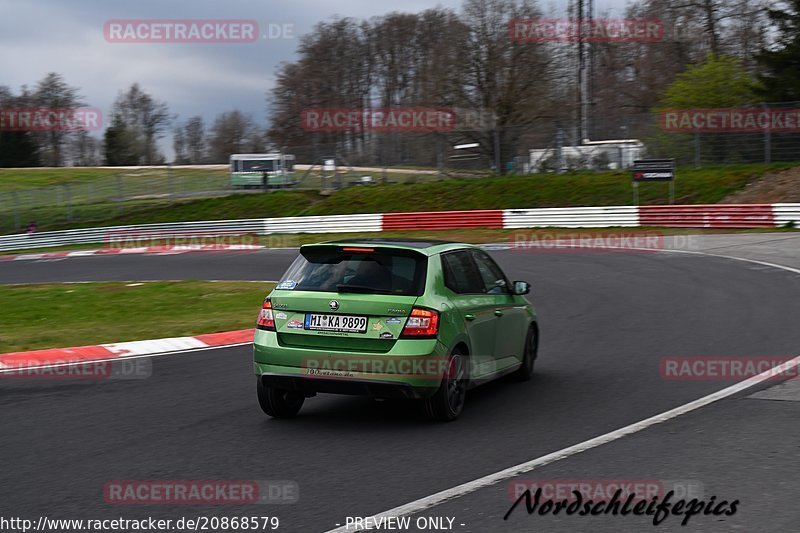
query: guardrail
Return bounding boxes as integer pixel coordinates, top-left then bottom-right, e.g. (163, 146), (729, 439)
(265, 213), (382, 234)
(0, 220), (266, 252)
(1, 204), (798, 253)
(504, 206), (639, 229)
(384, 210), (504, 230)
(639, 205), (776, 228)
(773, 203), (800, 227)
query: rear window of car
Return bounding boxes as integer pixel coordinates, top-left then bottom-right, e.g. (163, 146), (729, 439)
(277, 246), (427, 296)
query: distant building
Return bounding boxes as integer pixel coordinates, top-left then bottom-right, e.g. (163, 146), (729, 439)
(527, 139), (645, 173)
(229, 153), (296, 188)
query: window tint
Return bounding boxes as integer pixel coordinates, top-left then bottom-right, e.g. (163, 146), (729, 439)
(471, 250), (509, 294)
(441, 251), (485, 294)
(279, 248), (427, 296)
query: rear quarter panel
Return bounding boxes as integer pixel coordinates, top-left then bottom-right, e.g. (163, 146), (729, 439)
(417, 253), (472, 356)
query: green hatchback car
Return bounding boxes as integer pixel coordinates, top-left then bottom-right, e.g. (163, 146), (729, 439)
(253, 239), (538, 421)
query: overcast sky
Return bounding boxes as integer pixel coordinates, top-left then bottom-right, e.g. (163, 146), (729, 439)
(0, 0), (628, 157)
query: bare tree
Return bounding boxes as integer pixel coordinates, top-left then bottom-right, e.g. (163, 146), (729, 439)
(457, 0), (557, 171)
(173, 126), (187, 164)
(172, 116), (207, 164)
(34, 73), (83, 166)
(207, 110), (263, 163)
(112, 83), (172, 164)
(184, 116), (207, 163)
(268, 17), (373, 155)
(264, 0), (772, 169)
(70, 130), (101, 166)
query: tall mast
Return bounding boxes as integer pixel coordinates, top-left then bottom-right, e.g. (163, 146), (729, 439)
(577, 0), (584, 144)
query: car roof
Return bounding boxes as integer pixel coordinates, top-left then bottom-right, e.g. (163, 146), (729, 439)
(312, 238), (478, 256)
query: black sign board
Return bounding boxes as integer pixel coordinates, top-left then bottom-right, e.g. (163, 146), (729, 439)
(632, 159), (675, 182)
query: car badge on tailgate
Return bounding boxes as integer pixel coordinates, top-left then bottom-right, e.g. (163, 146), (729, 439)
(329, 300), (340, 311)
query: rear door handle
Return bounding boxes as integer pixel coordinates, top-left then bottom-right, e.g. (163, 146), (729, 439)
(464, 314), (476, 321)
(494, 309), (504, 317)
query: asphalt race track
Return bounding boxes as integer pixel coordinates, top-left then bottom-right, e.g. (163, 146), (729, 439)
(2, 247), (800, 532)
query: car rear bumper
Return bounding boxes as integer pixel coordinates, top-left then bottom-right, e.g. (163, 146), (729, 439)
(257, 371), (431, 399)
(253, 330), (449, 398)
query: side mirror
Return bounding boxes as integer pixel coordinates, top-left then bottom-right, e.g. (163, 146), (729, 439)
(513, 281), (531, 295)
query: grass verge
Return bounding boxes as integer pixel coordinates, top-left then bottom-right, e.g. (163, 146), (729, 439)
(0, 167), (228, 192)
(0, 281), (274, 353)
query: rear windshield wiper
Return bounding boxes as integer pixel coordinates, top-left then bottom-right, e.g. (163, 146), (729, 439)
(336, 284), (393, 294)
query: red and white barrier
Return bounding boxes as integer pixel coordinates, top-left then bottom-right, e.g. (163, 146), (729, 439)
(384, 210), (505, 230)
(638, 204), (776, 228)
(503, 206), (640, 229)
(1, 204), (798, 258)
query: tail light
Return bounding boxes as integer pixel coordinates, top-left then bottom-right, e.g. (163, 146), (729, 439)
(400, 307), (439, 339)
(256, 298), (275, 331)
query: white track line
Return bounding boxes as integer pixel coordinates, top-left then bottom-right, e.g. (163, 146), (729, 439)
(485, 241), (800, 276)
(325, 245), (800, 533)
(325, 355), (800, 532)
(690, 252), (800, 276)
(628, 248), (800, 277)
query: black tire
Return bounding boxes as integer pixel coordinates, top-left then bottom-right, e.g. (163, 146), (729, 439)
(257, 379), (305, 418)
(424, 351), (468, 422)
(513, 325), (538, 382)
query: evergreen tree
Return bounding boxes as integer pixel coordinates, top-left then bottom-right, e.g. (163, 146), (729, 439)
(757, 0), (800, 101)
(0, 131), (40, 167)
(103, 113), (139, 165)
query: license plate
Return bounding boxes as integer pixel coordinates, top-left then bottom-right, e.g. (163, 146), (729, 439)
(304, 313), (368, 333)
